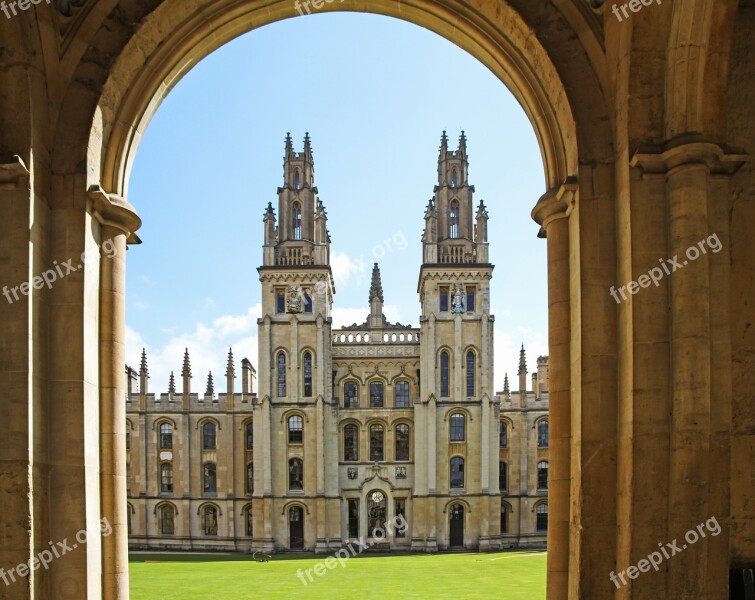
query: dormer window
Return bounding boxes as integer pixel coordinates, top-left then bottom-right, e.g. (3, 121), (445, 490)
(451, 169), (458, 188)
(449, 200), (459, 239)
(292, 202), (302, 241)
(294, 170), (301, 190)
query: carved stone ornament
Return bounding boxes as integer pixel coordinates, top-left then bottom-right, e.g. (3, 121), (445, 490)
(347, 468), (358, 480)
(286, 286), (302, 313)
(451, 283), (465, 313)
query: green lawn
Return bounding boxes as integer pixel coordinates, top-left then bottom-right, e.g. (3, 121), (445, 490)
(129, 550), (546, 599)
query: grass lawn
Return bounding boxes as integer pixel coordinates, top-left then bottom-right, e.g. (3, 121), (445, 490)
(129, 550), (546, 599)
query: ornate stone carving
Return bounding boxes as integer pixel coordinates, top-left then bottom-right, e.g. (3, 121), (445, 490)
(286, 286), (302, 313)
(451, 283), (465, 313)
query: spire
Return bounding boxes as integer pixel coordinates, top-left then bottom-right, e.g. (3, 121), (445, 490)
(440, 130), (448, 156)
(226, 348), (235, 377)
(139, 348), (148, 376)
(264, 201), (275, 219)
(518, 345), (527, 397)
(503, 373), (510, 398)
(139, 348), (149, 396)
(182, 348), (191, 377)
(369, 263), (384, 303)
(284, 132), (293, 155)
(458, 130), (467, 154)
(206, 372), (214, 397)
(303, 131), (312, 162)
(168, 371), (176, 395)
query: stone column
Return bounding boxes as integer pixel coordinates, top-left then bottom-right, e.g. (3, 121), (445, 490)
(90, 187), (140, 600)
(532, 180), (574, 600)
(0, 157), (35, 600)
(631, 143), (744, 597)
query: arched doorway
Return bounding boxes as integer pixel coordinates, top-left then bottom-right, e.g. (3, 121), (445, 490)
(449, 504), (464, 548)
(289, 506), (304, 550)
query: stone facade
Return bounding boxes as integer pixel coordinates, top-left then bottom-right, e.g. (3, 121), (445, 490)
(125, 135), (551, 553)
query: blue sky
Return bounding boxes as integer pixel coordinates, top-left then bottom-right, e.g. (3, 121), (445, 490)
(125, 12), (548, 394)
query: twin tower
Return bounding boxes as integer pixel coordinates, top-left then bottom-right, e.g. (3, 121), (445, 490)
(255, 132), (500, 552)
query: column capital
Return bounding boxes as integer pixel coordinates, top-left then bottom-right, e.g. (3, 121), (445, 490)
(0, 155), (30, 189)
(630, 140), (747, 177)
(87, 185), (142, 243)
(531, 177), (578, 238)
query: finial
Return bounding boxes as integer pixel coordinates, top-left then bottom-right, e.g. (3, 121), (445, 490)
(226, 348), (235, 377)
(369, 263), (384, 303)
(440, 130), (448, 151)
(284, 132), (293, 154)
(168, 371), (176, 395)
(476, 199), (488, 218)
(518, 345), (527, 374)
(182, 348), (192, 377)
(459, 130), (467, 150)
(139, 348), (148, 376)
(503, 373), (510, 396)
(206, 372), (214, 397)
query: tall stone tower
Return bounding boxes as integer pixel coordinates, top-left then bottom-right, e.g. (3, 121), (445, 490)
(256, 133), (338, 552)
(414, 131), (498, 550)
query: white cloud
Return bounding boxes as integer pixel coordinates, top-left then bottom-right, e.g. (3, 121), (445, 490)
(330, 250), (368, 289)
(126, 304), (262, 394)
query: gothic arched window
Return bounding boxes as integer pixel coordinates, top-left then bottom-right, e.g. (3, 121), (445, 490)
(202, 505), (218, 536)
(277, 352), (286, 397)
(466, 350), (476, 397)
(370, 424), (384, 461)
(294, 170), (300, 190)
(451, 168), (458, 188)
(159, 422), (173, 449)
(440, 351), (450, 397)
(288, 415), (303, 444)
(202, 422), (216, 450)
(537, 420), (549, 448)
(450, 413), (465, 442)
(302, 351), (313, 397)
(159, 504), (175, 535)
(292, 201), (302, 240)
(449, 200), (459, 238)
(344, 424), (358, 462)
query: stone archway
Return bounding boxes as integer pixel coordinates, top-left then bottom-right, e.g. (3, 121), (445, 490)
(82, 4), (597, 598)
(0, 1), (751, 599)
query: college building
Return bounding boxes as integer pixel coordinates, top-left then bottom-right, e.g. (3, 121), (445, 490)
(124, 133), (550, 553)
